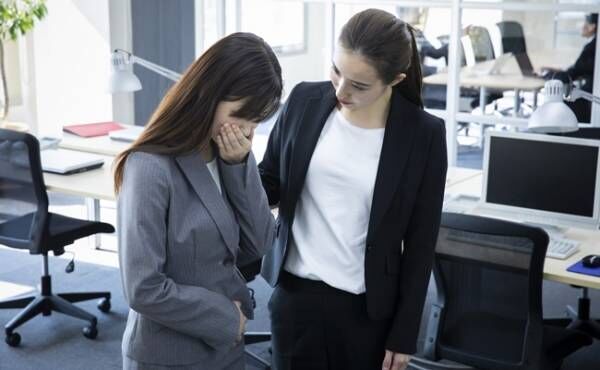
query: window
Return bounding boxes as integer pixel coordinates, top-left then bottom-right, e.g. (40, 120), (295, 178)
(239, 0), (306, 54)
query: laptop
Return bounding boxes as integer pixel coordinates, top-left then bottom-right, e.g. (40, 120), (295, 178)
(41, 149), (104, 175)
(515, 53), (538, 77)
(109, 126), (144, 142)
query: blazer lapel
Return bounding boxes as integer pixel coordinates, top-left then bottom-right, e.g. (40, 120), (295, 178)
(367, 92), (418, 244)
(287, 84), (337, 208)
(175, 152), (237, 255)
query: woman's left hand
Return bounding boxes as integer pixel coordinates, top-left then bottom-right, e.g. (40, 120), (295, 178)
(215, 123), (254, 164)
(382, 350), (411, 370)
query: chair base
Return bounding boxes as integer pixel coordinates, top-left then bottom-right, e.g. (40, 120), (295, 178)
(545, 290), (600, 340)
(0, 274), (110, 346)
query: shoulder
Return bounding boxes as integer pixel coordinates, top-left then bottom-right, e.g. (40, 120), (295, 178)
(286, 81), (331, 101)
(123, 151), (172, 185)
(417, 109), (445, 135)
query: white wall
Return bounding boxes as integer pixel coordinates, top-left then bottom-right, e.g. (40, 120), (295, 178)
(5, 40), (22, 106)
(28, 0), (113, 137)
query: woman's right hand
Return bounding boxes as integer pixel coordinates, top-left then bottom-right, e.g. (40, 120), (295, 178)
(234, 301), (247, 341)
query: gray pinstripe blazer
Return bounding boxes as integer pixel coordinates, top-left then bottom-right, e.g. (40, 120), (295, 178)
(117, 150), (275, 368)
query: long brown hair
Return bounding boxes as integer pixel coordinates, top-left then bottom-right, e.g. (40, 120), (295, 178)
(339, 9), (423, 108)
(113, 32), (282, 193)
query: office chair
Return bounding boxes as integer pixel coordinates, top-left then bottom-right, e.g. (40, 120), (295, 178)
(465, 25), (495, 63)
(553, 127), (600, 140)
(496, 21), (527, 55)
(239, 259), (271, 369)
(0, 129), (114, 347)
(411, 213), (592, 370)
(546, 127), (600, 339)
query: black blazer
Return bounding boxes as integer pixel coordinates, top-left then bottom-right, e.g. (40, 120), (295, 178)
(567, 37), (596, 93)
(259, 81), (448, 354)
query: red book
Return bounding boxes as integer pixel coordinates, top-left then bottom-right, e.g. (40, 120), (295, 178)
(63, 121), (124, 137)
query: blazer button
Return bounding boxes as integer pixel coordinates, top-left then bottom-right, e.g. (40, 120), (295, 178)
(366, 245), (372, 252)
(222, 258), (234, 267)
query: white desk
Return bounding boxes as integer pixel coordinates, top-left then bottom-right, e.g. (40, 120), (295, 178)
(60, 133), (130, 157)
(44, 155), (116, 201)
(423, 50), (575, 119)
(445, 171), (600, 290)
(445, 166), (481, 188)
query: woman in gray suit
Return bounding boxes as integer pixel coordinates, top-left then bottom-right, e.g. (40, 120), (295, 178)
(113, 33), (282, 370)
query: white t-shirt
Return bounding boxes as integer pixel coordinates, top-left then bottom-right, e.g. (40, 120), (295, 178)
(206, 158), (222, 195)
(284, 108), (385, 294)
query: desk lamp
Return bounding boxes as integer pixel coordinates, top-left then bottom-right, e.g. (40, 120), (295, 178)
(109, 49), (182, 93)
(528, 79), (600, 133)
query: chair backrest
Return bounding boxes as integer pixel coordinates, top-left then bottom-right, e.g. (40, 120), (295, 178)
(0, 129), (48, 253)
(466, 26), (496, 63)
(424, 213), (548, 370)
(552, 127), (600, 140)
(497, 21), (527, 55)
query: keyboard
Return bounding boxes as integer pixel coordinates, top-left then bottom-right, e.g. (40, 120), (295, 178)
(546, 238), (580, 260)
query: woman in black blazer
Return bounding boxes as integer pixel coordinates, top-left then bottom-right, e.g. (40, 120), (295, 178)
(543, 13), (597, 123)
(259, 9), (447, 370)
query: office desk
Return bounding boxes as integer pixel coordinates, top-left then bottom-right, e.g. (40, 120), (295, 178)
(44, 156), (116, 201)
(45, 161), (476, 206)
(60, 133), (130, 157)
(445, 171), (600, 290)
(60, 129), (272, 162)
(424, 67), (544, 118)
(423, 50), (578, 119)
(445, 166), (480, 187)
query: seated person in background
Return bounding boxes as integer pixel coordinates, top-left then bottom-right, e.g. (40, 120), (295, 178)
(543, 13), (597, 123)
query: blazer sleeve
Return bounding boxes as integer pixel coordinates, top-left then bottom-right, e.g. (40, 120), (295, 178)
(258, 85), (298, 207)
(219, 152), (276, 267)
(118, 153), (240, 349)
(567, 40), (595, 80)
(385, 120), (448, 354)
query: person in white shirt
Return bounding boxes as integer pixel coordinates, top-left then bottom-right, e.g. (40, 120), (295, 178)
(259, 8), (448, 370)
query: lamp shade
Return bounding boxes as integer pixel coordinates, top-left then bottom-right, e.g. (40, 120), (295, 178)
(108, 51), (142, 93)
(528, 80), (578, 133)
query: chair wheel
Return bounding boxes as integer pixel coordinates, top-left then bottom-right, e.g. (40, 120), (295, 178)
(6, 332), (21, 347)
(97, 298), (111, 313)
(83, 325), (98, 339)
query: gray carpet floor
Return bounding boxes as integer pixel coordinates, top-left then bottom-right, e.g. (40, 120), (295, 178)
(0, 145), (598, 369)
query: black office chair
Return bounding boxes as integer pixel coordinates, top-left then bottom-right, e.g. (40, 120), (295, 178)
(552, 127), (600, 140)
(239, 259), (271, 369)
(497, 21), (527, 55)
(0, 129), (114, 347)
(546, 127), (600, 339)
(411, 213), (592, 370)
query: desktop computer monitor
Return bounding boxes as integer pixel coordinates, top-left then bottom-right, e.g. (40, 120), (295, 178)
(481, 131), (600, 229)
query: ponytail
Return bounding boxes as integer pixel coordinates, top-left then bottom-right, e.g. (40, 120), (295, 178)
(395, 25), (423, 108)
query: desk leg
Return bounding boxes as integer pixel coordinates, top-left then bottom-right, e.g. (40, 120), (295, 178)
(477, 87), (487, 148)
(479, 86), (487, 115)
(545, 287), (600, 340)
(513, 88), (521, 117)
(86, 198), (101, 250)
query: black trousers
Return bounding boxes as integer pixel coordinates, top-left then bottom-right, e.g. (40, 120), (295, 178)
(269, 271), (390, 370)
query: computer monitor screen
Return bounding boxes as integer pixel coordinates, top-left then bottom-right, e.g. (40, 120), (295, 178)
(482, 131), (600, 228)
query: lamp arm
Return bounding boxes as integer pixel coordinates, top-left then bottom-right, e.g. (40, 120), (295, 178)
(565, 88), (600, 105)
(131, 56), (182, 82)
(114, 48), (181, 82)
